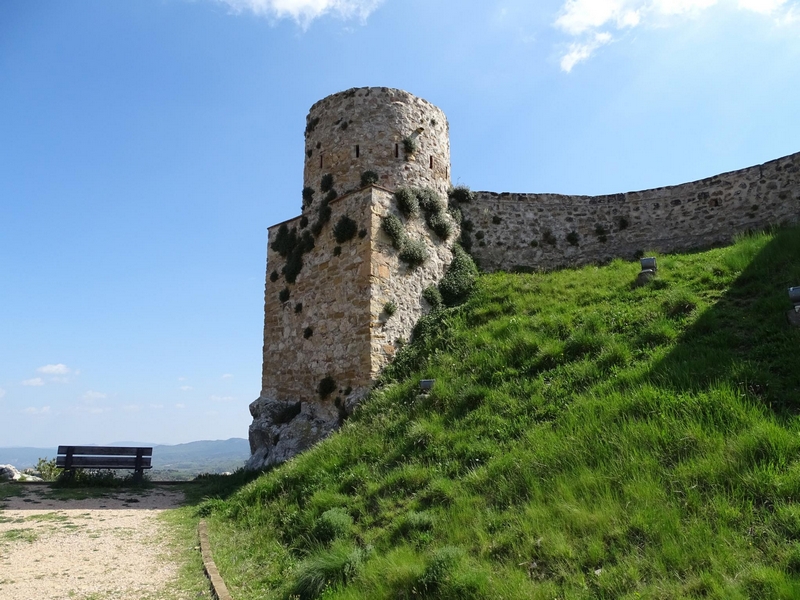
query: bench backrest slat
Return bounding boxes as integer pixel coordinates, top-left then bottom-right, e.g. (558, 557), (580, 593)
(57, 446), (153, 457)
(56, 456), (153, 469)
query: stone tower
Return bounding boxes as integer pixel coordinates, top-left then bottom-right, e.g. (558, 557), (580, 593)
(302, 87), (451, 204)
(247, 88), (457, 470)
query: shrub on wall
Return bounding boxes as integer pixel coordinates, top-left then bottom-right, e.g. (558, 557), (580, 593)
(395, 188), (420, 218)
(422, 285), (443, 310)
(279, 288), (290, 303)
(566, 231), (580, 246)
(299, 215), (309, 229)
(399, 238), (428, 268)
(295, 302), (303, 314)
(360, 171), (379, 187)
(542, 230), (557, 246)
(438, 245), (478, 307)
(448, 185), (474, 204)
(270, 271), (279, 283)
(333, 215), (358, 244)
(402, 136), (416, 160)
(321, 173), (335, 193)
(304, 327), (313, 339)
(302, 187), (315, 209)
(318, 376), (337, 398)
(427, 212), (453, 241)
(383, 301), (397, 317)
(381, 214), (405, 250)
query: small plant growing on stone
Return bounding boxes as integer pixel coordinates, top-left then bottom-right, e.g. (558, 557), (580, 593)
(270, 270), (279, 282)
(461, 219), (474, 232)
(395, 188), (420, 217)
(360, 170), (379, 186)
(299, 215), (309, 229)
(543, 230), (557, 246)
(383, 301), (397, 317)
(416, 188), (444, 217)
(321, 173), (334, 193)
(306, 149), (312, 158)
(358, 228), (367, 239)
(279, 288), (290, 303)
(295, 302), (303, 314)
(399, 238), (428, 268)
(475, 231), (485, 240)
(304, 116), (320, 137)
(448, 185), (474, 204)
(324, 189), (338, 203)
(594, 224), (608, 243)
(304, 327), (313, 339)
(402, 136), (416, 160)
(617, 216), (630, 230)
(492, 215), (502, 225)
(381, 214), (405, 250)
(530, 239), (539, 247)
(340, 120), (349, 130)
(566, 231), (580, 246)
(439, 245), (478, 306)
(428, 212), (453, 241)
(422, 285), (443, 310)
(318, 375), (337, 398)
(333, 246), (342, 257)
(333, 215), (358, 244)
(302, 187), (315, 209)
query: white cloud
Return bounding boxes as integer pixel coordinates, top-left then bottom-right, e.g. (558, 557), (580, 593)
(22, 377), (45, 387)
(180, 385), (193, 392)
(83, 390), (107, 401)
(561, 32), (613, 72)
(150, 403), (164, 409)
(23, 406), (51, 415)
(210, 395), (235, 403)
(215, 0), (383, 27)
(555, 0), (799, 70)
(222, 373), (233, 379)
(738, 0), (787, 14)
(0, 388), (5, 399)
(122, 404), (141, 412)
(175, 403), (186, 409)
(37, 363), (71, 375)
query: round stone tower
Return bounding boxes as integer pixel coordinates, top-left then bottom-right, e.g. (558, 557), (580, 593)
(302, 87), (451, 211)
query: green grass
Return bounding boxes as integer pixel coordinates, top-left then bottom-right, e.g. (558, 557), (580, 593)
(204, 226), (800, 599)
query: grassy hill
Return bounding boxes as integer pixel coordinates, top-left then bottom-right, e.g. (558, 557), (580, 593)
(201, 226), (800, 599)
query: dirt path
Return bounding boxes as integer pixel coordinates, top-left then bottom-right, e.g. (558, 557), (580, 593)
(0, 484), (198, 600)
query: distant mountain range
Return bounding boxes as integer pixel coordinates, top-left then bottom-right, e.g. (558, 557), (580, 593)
(0, 438), (250, 479)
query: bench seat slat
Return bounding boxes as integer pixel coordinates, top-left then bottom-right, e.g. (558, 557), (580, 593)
(56, 456), (152, 469)
(57, 446), (152, 457)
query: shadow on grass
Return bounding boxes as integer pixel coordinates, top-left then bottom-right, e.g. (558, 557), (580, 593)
(648, 225), (800, 416)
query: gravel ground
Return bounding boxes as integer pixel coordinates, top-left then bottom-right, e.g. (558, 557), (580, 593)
(0, 485), (195, 600)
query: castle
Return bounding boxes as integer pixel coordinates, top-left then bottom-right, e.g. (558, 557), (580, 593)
(246, 87), (800, 470)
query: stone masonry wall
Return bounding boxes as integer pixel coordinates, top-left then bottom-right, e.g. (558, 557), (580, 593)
(249, 188), (375, 468)
(367, 188), (456, 379)
(461, 151), (800, 272)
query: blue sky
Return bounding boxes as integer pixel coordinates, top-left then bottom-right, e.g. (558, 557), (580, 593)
(1, 0), (798, 447)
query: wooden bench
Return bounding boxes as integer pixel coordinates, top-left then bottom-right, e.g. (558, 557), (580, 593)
(57, 446), (153, 480)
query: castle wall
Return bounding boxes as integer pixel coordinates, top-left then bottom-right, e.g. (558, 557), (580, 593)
(367, 189), (456, 379)
(461, 152), (800, 272)
(260, 189), (374, 409)
(303, 87), (451, 207)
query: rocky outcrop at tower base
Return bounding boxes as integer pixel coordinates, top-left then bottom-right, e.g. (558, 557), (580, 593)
(246, 397), (331, 470)
(246, 391), (366, 470)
